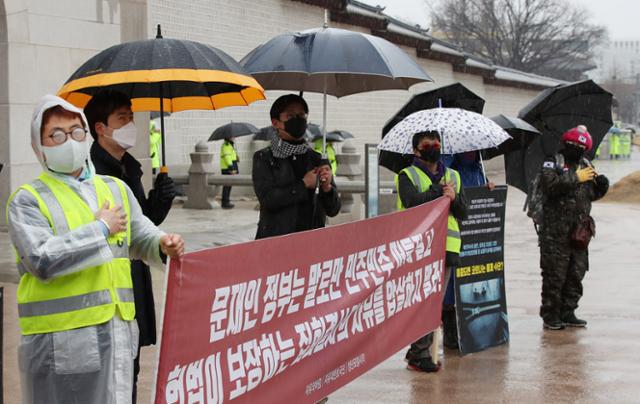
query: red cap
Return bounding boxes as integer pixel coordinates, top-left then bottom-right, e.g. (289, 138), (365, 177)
(562, 125), (592, 151)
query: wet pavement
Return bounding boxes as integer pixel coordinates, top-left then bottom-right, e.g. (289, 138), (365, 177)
(1, 147), (639, 403)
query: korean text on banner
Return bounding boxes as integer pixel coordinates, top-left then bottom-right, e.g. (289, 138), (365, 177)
(155, 198), (450, 403)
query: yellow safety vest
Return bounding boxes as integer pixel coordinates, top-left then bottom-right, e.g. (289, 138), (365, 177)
(313, 139), (337, 175)
(395, 165), (462, 253)
(220, 140), (238, 171)
(10, 172), (134, 335)
(150, 122), (162, 169)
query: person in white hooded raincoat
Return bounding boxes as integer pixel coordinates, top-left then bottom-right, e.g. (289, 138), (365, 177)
(6, 94), (185, 404)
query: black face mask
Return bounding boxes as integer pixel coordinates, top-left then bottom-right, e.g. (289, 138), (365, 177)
(419, 147), (441, 163)
(284, 116), (308, 139)
(563, 143), (585, 163)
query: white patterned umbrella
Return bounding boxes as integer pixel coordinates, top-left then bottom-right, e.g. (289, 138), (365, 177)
(378, 108), (511, 155)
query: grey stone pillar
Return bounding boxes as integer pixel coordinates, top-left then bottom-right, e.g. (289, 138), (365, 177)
(184, 141), (217, 209)
(335, 140), (362, 214)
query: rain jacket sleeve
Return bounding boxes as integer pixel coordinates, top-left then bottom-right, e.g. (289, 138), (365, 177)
(318, 180), (341, 217)
(252, 150), (309, 212)
(451, 186), (468, 221)
(540, 157), (577, 198)
(398, 172), (444, 208)
(7, 189), (114, 282)
(124, 183), (165, 267)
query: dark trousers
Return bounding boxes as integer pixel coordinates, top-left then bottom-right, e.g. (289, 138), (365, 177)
(406, 265), (453, 361)
(221, 186), (232, 205)
(539, 237), (589, 322)
(133, 348), (141, 403)
(131, 260), (156, 403)
(221, 169), (233, 205)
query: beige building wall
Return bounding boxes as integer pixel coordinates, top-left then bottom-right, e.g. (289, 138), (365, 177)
(0, 0), (549, 228)
(0, 0), (149, 228)
(148, 0), (541, 177)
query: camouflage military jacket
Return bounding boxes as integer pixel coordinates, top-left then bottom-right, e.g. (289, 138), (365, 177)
(539, 153), (609, 235)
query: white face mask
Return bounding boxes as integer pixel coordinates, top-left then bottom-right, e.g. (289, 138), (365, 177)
(111, 121), (137, 150)
(42, 139), (88, 174)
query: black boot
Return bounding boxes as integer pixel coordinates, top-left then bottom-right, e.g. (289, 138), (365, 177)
(562, 312), (587, 327)
(543, 317), (565, 330)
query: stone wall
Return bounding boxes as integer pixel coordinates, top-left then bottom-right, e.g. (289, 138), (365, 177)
(148, 0), (541, 177)
(0, 0), (149, 228)
(0, 0), (553, 228)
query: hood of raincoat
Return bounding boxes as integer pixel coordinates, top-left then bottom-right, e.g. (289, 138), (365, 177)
(31, 94), (95, 178)
(451, 151), (485, 187)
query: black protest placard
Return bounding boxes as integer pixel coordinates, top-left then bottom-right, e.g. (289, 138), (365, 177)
(455, 186), (509, 355)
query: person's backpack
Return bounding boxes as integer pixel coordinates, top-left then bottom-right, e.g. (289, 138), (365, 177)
(523, 154), (565, 232)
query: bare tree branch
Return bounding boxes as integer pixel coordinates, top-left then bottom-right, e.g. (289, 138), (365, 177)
(429, 0), (607, 80)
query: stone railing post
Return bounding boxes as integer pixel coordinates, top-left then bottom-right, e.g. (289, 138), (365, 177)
(335, 140), (362, 214)
(184, 141), (218, 209)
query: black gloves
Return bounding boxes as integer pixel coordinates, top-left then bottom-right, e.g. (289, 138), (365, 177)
(429, 183), (444, 196)
(595, 174), (609, 193)
(154, 173), (176, 203)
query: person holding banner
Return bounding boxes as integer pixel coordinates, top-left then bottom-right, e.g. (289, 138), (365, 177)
(252, 94), (341, 239)
(396, 130), (467, 372)
(538, 126), (608, 330)
(6, 95), (185, 404)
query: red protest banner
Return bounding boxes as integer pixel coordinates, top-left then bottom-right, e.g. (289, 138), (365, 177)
(155, 198), (450, 404)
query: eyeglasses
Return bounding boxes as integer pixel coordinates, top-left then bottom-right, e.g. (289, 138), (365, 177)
(48, 127), (87, 145)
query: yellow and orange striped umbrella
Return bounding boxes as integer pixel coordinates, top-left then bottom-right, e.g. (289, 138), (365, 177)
(58, 26), (265, 168)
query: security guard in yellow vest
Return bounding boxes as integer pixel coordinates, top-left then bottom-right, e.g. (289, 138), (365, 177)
(396, 130), (467, 373)
(220, 137), (239, 209)
(313, 137), (337, 174)
(149, 120), (162, 173)
(6, 95), (185, 404)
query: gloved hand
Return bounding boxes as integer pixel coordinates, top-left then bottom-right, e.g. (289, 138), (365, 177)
(154, 173), (176, 203)
(595, 174), (609, 191)
(429, 183), (444, 195)
(576, 167), (596, 183)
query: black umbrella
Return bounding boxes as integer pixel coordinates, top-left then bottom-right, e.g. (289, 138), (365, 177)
(506, 80), (613, 193)
(241, 27), (432, 97)
(208, 122), (259, 141)
(311, 132), (344, 143)
(150, 111), (171, 120)
(382, 83), (485, 136)
(253, 126), (277, 141)
(241, 24), (432, 155)
(329, 129), (354, 140)
(58, 25), (264, 170)
(482, 115), (540, 160)
(504, 147), (542, 193)
(518, 79), (613, 158)
(304, 123), (323, 141)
